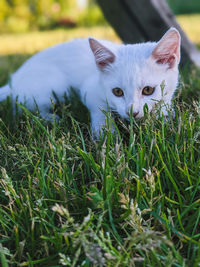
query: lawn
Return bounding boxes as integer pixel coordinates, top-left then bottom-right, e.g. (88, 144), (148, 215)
(0, 20), (200, 266)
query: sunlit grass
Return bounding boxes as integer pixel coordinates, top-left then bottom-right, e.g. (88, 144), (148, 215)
(0, 26), (120, 56)
(0, 15), (199, 86)
(0, 26), (120, 86)
(0, 13), (200, 57)
(177, 14), (200, 46)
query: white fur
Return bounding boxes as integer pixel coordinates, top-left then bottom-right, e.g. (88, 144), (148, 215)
(0, 28), (180, 137)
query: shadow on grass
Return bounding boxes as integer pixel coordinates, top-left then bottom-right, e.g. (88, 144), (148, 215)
(0, 53), (32, 129)
(178, 65), (200, 104)
(0, 53), (32, 86)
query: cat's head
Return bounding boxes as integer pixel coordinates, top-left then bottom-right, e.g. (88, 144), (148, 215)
(89, 28), (181, 119)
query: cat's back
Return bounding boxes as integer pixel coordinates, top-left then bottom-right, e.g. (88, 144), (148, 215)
(17, 38), (93, 69)
(17, 38), (119, 70)
(10, 39), (93, 91)
(11, 38), (120, 90)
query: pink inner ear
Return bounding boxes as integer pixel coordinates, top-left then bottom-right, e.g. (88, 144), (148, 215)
(89, 38), (115, 71)
(156, 54), (176, 68)
(97, 54), (115, 68)
(152, 29), (180, 69)
(98, 61), (109, 67)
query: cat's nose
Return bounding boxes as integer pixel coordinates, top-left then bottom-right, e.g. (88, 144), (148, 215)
(126, 111), (139, 118)
(133, 112), (139, 118)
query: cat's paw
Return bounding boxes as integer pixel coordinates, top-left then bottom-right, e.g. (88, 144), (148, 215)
(157, 108), (175, 122)
(91, 127), (103, 141)
(156, 104), (175, 121)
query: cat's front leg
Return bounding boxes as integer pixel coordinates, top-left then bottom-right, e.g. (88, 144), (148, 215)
(90, 108), (107, 139)
(40, 108), (60, 122)
(158, 101), (175, 119)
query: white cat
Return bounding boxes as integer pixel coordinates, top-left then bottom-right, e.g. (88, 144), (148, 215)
(0, 27), (180, 137)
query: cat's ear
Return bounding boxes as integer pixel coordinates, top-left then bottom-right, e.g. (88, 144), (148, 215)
(152, 28), (181, 69)
(89, 38), (115, 71)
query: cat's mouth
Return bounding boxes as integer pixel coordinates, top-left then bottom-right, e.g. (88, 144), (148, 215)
(111, 110), (139, 121)
(126, 111), (139, 118)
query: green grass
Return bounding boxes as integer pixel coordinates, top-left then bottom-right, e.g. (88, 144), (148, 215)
(168, 0), (200, 14)
(0, 27), (200, 266)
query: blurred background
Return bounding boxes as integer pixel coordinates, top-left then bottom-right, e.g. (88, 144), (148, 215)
(0, 0), (200, 80)
(0, 0), (200, 50)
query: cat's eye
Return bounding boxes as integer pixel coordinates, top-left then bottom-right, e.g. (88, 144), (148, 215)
(142, 86), (155, 96)
(112, 87), (124, 97)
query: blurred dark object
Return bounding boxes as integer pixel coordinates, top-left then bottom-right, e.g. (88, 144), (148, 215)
(97, 0), (200, 67)
(54, 18), (77, 28)
(167, 0), (200, 14)
(39, 17), (77, 31)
